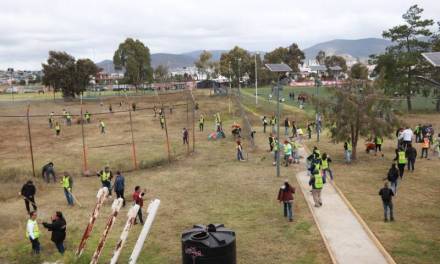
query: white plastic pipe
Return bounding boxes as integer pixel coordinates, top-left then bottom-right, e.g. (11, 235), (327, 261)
(90, 198), (124, 264)
(109, 204), (140, 264)
(128, 199), (161, 264)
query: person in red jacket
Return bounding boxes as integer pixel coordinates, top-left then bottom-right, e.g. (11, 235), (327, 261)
(132, 186), (146, 225)
(277, 180), (295, 222)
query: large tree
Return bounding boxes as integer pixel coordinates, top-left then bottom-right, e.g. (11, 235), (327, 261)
(378, 5), (434, 111)
(350, 63), (369, 80)
(76, 58), (100, 93)
(219, 46), (253, 88)
(154, 65), (169, 82)
(314, 80), (400, 160)
(315, 50), (326, 65)
(324, 55), (348, 73)
(113, 38), (153, 90)
(195, 50), (213, 80)
(264, 43), (305, 72)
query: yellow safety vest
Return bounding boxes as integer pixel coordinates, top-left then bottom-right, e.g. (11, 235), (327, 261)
(314, 174), (323, 189)
(55, 125), (60, 131)
(346, 141), (352, 151)
(199, 117), (204, 124)
(100, 122), (105, 128)
(61, 176), (70, 189)
(101, 171), (110, 181)
(273, 140), (279, 151)
(26, 219), (40, 239)
(313, 161), (321, 171)
(398, 151), (406, 164)
(375, 137), (383, 145)
(284, 144), (292, 155)
(321, 159), (329, 169)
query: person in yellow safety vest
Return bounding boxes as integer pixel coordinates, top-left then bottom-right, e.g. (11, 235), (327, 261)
(97, 166), (113, 196)
(55, 122), (61, 136)
(61, 172), (74, 206)
(85, 111), (91, 123)
(321, 153), (333, 181)
(99, 120), (105, 134)
(374, 135), (384, 156)
(291, 140), (300, 164)
(421, 135), (430, 159)
(283, 140), (292, 167)
(309, 169), (323, 207)
(270, 116), (277, 134)
(199, 114), (204, 132)
(272, 138), (280, 165)
(26, 211), (41, 254)
(393, 147), (407, 179)
(66, 112), (72, 126)
(160, 116), (165, 129)
(433, 133), (440, 158)
(344, 139), (352, 163)
(307, 146), (321, 175)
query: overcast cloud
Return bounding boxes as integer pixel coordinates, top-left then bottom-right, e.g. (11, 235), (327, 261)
(1, 0), (439, 69)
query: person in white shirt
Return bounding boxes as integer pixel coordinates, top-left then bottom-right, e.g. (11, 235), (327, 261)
(398, 127), (414, 149)
(26, 211), (40, 254)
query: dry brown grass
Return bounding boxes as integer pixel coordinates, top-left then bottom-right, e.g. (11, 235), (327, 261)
(304, 114), (440, 264)
(0, 91), (330, 264)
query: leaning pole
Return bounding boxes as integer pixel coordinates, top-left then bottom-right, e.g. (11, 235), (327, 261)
(76, 187), (109, 257)
(128, 199), (161, 264)
(90, 198), (124, 264)
(109, 204), (141, 264)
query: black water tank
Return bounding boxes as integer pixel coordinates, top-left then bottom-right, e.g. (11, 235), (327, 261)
(181, 224), (236, 264)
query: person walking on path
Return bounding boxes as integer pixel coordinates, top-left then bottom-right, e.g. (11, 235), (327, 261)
(321, 153), (333, 181)
(236, 140), (245, 161)
(277, 180), (295, 222)
(66, 112), (72, 126)
(109, 103), (113, 113)
(55, 122), (61, 136)
(309, 169), (324, 207)
(20, 180), (37, 213)
(272, 137), (280, 166)
(199, 114), (204, 132)
(394, 147), (407, 179)
(374, 135), (384, 156)
(283, 140), (292, 167)
(385, 163), (399, 195)
(97, 166), (113, 197)
(114, 171), (125, 207)
(398, 126), (413, 149)
(344, 138), (352, 163)
(307, 121), (313, 139)
(291, 120), (297, 138)
(26, 211), (41, 254)
(262, 116), (268, 133)
(268, 133), (274, 151)
(406, 144), (417, 172)
(379, 182), (395, 222)
(421, 135), (430, 159)
(284, 118), (290, 136)
(99, 120), (106, 134)
(183, 128), (189, 145)
(42, 162), (56, 183)
(61, 172), (74, 206)
(159, 115), (165, 129)
(270, 116), (276, 134)
(49, 112), (54, 128)
(132, 186), (146, 225)
(291, 140), (300, 164)
(42, 211), (66, 254)
(85, 110), (91, 123)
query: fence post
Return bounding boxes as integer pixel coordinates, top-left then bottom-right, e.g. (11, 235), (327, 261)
(128, 107), (138, 170)
(26, 104), (36, 177)
(192, 95), (195, 153)
(162, 104), (172, 163)
(80, 99), (88, 173)
(186, 95), (190, 155)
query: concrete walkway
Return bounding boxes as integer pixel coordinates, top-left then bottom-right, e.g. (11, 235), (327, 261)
(296, 147), (391, 264)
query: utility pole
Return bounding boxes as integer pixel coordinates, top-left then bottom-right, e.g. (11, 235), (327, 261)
(238, 58), (242, 97)
(26, 104), (36, 177)
(255, 52), (258, 105)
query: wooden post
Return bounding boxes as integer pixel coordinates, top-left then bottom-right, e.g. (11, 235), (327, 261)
(80, 97), (88, 172)
(162, 104), (172, 163)
(128, 108), (138, 169)
(192, 96), (195, 153)
(186, 96), (190, 155)
(26, 104), (36, 177)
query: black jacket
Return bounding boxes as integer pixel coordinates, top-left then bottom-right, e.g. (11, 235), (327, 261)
(387, 168), (399, 183)
(405, 147), (417, 159)
(42, 163), (54, 177)
(43, 218), (66, 243)
(21, 183), (36, 198)
(379, 187), (394, 203)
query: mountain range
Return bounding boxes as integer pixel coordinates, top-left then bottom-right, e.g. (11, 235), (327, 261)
(96, 38), (393, 73)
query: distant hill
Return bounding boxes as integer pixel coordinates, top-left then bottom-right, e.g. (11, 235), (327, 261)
(181, 50), (227, 61)
(96, 60), (118, 73)
(303, 38), (392, 60)
(151, 53), (195, 69)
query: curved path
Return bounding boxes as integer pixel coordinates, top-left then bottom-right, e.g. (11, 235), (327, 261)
(295, 147), (394, 264)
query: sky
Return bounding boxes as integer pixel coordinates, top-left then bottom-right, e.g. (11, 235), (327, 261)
(1, 0), (439, 70)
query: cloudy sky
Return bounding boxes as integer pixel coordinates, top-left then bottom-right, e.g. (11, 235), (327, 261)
(1, 0), (439, 70)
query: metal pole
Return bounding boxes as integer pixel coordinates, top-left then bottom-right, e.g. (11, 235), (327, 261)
(186, 96), (190, 155)
(26, 104), (36, 177)
(128, 108), (138, 169)
(162, 104), (172, 163)
(191, 92), (195, 153)
(276, 77), (281, 177)
(238, 58), (241, 97)
(80, 95), (88, 172)
(255, 53), (258, 105)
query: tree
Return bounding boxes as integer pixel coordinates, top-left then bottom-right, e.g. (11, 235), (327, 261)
(324, 55), (348, 73)
(195, 50), (213, 80)
(113, 38), (153, 90)
(76, 58), (99, 93)
(350, 63), (369, 80)
(316, 50), (326, 64)
(264, 43), (305, 72)
(380, 5), (434, 111)
(154, 65), (169, 82)
(219, 46), (253, 88)
(314, 81), (400, 160)
(42, 51), (77, 98)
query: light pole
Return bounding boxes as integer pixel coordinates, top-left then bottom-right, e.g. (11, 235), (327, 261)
(265, 63), (292, 177)
(255, 52), (259, 105)
(237, 58), (242, 97)
(7, 68), (14, 102)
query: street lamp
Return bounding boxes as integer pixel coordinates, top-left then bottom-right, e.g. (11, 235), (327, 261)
(255, 52), (259, 105)
(265, 63), (292, 177)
